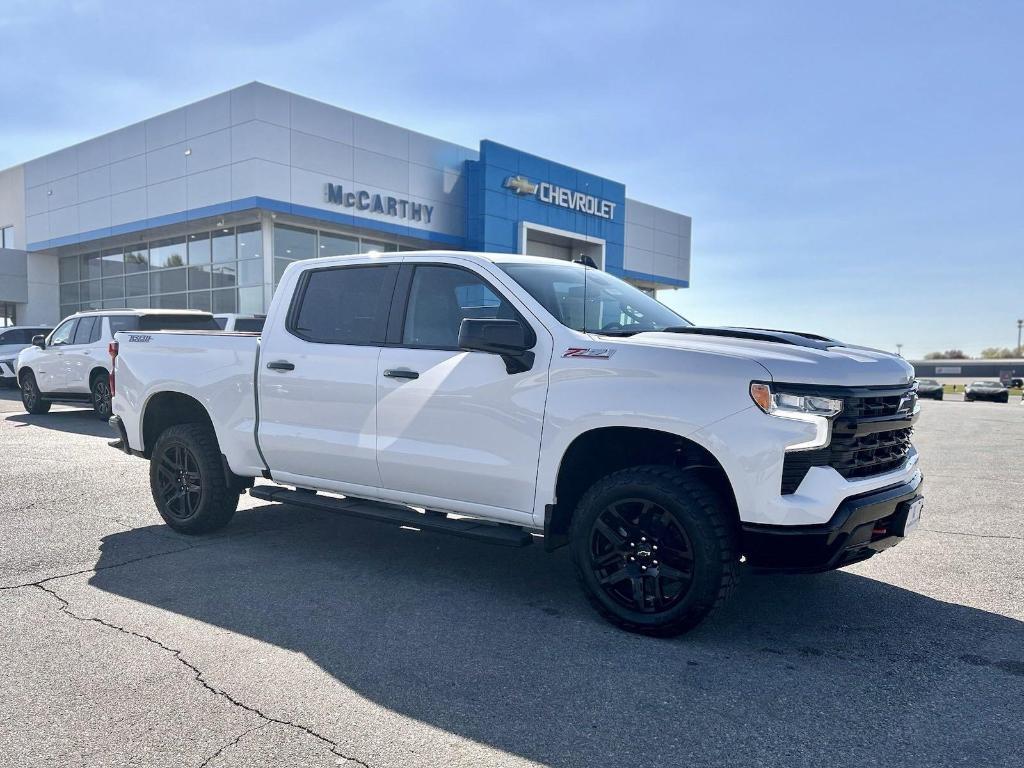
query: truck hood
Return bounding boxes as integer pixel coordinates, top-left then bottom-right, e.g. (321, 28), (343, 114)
(615, 326), (915, 387)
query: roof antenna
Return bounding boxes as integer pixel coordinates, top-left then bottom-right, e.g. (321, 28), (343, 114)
(574, 253), (596, 333)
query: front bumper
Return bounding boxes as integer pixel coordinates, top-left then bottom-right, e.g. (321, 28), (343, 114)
(739, 474), (923, 572)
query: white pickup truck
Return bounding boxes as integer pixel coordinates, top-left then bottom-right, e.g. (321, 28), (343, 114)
(110, 251), (923, 635)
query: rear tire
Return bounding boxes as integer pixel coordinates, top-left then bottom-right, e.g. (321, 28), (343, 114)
(90, 373), (112, 421)
(569, 465), (739, 637)
(20, 371), (51, 414)
(150, 423), (238, 534)
(935, 393), (943, 401)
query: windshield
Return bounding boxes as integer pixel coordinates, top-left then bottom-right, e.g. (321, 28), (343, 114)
(972, 381), (1000, 387)
(499, 262), (690, 335)
(917, 379), (938, 385)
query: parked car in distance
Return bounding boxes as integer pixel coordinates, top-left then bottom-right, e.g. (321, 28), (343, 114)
(0, 325), (53, 386)
(110, 251), (924, 636)
(16, 309), (220, 419)
(915, 378), (943, 400)
(213, 313), (265, 333)
(964, 380), (1009, 403)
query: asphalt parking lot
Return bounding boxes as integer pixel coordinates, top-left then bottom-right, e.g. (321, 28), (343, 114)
(0, 390), (1021, 768)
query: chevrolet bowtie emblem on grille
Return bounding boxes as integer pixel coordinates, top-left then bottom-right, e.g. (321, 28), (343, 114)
(503, 175), (538, 195)
(896, 394), (917, 414)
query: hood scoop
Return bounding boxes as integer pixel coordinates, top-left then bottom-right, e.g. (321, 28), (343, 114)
(664, 326), (843, 351)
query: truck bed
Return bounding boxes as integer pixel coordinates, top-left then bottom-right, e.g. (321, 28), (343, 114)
(114, 330), (266, 477)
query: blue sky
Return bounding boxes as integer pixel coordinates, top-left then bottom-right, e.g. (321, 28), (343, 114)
(2, 0), (1021, 357)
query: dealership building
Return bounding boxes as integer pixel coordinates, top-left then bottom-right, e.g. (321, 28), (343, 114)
(0, 82), (691, 327)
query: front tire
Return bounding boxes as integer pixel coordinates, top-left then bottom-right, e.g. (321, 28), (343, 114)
(570, 466), (739, 636)
(150, 423), (238, 534)
(91, 374), (112, 421)
(20, 371), (51, 414)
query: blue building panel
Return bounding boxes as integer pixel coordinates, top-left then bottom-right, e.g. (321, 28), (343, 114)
(467, 140), (627, 271)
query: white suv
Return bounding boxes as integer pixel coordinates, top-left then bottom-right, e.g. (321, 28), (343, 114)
(0, 325), (54, 386)
(16, 309), (219, 420)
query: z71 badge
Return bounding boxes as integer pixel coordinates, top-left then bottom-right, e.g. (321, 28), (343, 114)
(563, 347), (615, 359)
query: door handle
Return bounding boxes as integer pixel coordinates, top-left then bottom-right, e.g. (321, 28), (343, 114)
(267, 360), (295, 371)
(383, 369), (419, 380)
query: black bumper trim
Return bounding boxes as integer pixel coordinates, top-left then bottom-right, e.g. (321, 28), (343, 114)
(740, 474), (923, 572)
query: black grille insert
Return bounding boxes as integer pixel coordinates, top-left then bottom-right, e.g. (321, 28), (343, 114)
(781, 386), (915, 494)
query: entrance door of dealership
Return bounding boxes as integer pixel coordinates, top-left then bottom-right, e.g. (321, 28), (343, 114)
(519, 222), (605, 268)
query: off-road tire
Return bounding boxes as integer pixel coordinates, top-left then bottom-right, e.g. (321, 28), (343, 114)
(20, 370), (51, 415)
(150, 423), (239, 534)
(569, 465), (739, 636)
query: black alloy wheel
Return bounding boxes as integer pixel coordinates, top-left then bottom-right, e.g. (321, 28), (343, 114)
(154, 443), (204, 521)
(92, 376), (112, 420)
(588, 498), (695, 613)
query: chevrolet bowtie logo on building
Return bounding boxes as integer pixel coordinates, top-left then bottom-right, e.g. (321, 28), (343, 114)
(502, 175), (617, 220)
(503, 175), (538, 196)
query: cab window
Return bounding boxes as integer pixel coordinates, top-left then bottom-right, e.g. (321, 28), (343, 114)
(290, 265), (397, 345)
(400, 265), (517, 349)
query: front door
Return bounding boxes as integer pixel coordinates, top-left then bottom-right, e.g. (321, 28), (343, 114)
(39, 318), (77, 392)
(256, 259), (400, 490)
(375, 261), (550, 518)
(61, 315), (102, 393)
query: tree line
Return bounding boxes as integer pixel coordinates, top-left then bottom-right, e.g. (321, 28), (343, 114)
(923, 347), (1023, 360)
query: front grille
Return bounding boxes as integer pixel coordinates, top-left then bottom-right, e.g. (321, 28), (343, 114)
(781, 386), (915, 494)
(843, 392), (910, 419)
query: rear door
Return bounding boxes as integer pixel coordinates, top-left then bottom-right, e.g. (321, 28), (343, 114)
(375, 260), (551, 517)
(257, 259), (400, 489)
(62, 315), (104, 392)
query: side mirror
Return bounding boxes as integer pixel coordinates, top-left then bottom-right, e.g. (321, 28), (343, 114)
(458, 319), (535, 374)
(31, 334), (46, 349)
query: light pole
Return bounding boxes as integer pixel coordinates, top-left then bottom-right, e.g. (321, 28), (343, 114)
(1017, 319), (1022, 356)
(896, 343), (903, 357)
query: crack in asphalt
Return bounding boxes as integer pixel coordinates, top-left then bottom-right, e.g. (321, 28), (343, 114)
(0, 517), (326, 592)
(198, 722), (269, 767)
(0, 542), (201, 592)
(32, 582), (371, 768)
(921, 527), (1024, 542)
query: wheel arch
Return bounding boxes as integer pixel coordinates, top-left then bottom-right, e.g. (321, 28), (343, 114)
(141, 390), (217, 460)
(544, 426), (739, 551)
(89, 366), (109, 386)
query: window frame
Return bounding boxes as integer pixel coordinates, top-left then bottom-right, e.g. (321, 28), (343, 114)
(285, 263), (400, 347)
(49, 318), (78, 347)
(387, 262), (537, 352)
(71, 316), (97, 346)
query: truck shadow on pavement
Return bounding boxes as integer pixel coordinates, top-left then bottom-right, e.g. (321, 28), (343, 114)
(5, 410), (115, 438)
(88, 504), (1023, 767)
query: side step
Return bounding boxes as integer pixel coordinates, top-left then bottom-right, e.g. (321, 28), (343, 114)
(249, 486), (534, 548)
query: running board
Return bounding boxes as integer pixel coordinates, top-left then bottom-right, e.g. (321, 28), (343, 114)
(249, 486), (534, 548)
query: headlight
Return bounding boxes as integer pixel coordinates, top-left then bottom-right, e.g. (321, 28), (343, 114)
(750, 382), (843, 451)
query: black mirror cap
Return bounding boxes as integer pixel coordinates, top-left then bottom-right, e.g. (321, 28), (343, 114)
(458, 319), (532, 354)
(31, 334), (46, 349)
(458, 319), (536, 374)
